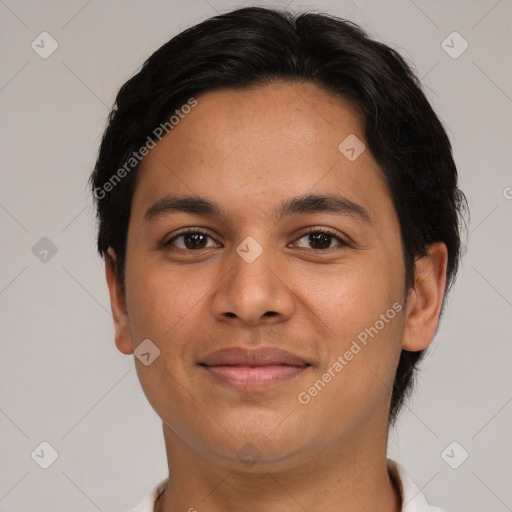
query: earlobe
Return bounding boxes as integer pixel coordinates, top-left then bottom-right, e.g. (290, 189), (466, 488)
(402, 242), (448, 352)
(105, 248), (134, 355)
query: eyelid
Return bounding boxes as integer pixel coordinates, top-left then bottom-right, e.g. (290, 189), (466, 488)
(163, 225), (351, 250)
(292, 226), (351, 248)
(163, 227), (221, 247)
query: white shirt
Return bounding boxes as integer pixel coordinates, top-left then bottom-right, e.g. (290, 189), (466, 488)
(129, 459), (445, 512)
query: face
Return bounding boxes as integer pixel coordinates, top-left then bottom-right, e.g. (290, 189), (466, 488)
(107, 82), (434, 471)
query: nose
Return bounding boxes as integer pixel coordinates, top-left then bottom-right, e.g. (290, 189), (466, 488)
(210, 237), (295, 326)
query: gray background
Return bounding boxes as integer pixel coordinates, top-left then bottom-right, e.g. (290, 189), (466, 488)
(0, 0), (511, 511)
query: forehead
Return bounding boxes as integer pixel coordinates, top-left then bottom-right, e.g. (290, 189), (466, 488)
(134, 81), (390, 223)
(177, 81), (366, 154)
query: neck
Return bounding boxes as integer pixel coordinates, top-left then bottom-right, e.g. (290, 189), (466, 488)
(155, 425), (401, 512)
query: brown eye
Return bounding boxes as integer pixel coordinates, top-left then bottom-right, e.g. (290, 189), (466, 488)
(293, 228), (347, 250)
(165, 230), (220, 250)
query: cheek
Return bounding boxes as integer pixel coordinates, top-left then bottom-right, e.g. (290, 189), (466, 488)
(124, 256), (216, 342)
(300, 252), (403, 337)
(296, 264), (405, 420)
(124, 260), (209, 405)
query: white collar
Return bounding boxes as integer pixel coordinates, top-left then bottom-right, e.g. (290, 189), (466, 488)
(130, 459), (444, 512)
(387, 459), (444, 512)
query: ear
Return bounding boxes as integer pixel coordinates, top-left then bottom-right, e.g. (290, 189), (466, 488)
(105, 248), (134, 355)
(402, 242), (448, 351)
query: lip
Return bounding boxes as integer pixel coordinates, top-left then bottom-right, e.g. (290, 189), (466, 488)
(199, 347), (310, 391)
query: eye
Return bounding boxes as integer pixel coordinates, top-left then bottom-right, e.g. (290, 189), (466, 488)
(292, 228), (348, 250)
(163, 227), (349, 252)
(164, 229), (221, 250)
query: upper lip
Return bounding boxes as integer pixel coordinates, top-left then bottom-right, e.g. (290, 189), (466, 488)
(200, 347), (309, 367)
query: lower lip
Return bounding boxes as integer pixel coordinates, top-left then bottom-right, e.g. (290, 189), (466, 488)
(202, 365), (309, 390)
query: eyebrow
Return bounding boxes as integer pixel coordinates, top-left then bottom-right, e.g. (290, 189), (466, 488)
(143, 193), (371, 225)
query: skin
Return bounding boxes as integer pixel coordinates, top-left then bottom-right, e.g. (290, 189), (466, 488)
(105, 82), (447, 512)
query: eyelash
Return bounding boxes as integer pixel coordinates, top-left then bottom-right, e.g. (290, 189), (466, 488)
(163, 227), (349, 251)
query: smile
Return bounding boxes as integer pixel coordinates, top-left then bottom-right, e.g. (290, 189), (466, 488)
(199, 346), (311, 391)
(201, 364), (309, 391)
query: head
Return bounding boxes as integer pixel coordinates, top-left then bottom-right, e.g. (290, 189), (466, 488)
(90, 6), (466, 463)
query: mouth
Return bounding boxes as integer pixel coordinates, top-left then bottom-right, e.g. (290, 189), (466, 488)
(199, 346), (311, 391)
